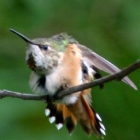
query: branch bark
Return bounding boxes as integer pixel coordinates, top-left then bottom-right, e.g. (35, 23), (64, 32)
(0, 59), (140, 101)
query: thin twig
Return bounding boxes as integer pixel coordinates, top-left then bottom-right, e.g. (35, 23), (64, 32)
(0, 59), (139, 101)
(0, 90), (46, 100)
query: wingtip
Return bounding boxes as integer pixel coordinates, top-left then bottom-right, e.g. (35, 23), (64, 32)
(133, 85), (138, 90)
(122, 77), (138, 90)
(9, 28), (15, 33)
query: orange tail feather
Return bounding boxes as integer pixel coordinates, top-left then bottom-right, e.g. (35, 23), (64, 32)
(45, 92), (105, 137)
(67, 91), (106, 137)
(45, 102), (77, 134)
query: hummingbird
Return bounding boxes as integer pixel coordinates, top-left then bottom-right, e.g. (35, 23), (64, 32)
(10, 29), (137, 137)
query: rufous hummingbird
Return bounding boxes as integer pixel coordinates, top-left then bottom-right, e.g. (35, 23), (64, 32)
(10, 29), (137, 137)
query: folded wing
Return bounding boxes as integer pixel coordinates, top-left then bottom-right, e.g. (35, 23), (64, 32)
(78, 44), (137, 90)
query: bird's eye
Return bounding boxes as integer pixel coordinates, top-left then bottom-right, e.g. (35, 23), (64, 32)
(43, 45), (48, 50)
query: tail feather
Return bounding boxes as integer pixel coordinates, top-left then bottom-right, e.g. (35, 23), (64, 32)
(45, 103), (77, 134)
(45, 92), (105, 137)
(81, 93), (106, 136)
(65, 117), (76, 134)
(61, 104), (77, 134)
(67, 91), (106, 137)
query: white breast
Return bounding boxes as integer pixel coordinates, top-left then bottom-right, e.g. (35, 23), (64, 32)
(29, 69), (82, 105)
(45, 70), (62, 95)
(29, 70), (62, 96)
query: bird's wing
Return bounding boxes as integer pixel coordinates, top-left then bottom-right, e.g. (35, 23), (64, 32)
(78, 44), (137, 90)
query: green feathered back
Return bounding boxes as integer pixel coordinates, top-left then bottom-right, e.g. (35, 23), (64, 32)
(47, 33), (78, 51)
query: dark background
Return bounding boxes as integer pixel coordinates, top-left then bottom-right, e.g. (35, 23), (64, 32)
(0, 1), (140, 140)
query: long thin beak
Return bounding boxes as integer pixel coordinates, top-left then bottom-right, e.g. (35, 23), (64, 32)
(9, 28), (38, 45)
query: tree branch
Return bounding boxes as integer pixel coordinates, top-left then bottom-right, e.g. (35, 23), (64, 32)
(0, 59), (140, 101)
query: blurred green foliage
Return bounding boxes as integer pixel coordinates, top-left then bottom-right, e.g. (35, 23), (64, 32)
(0, 0), (140, 140)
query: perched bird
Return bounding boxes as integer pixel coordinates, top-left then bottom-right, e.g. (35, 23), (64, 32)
(10, 29), (137, 137)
